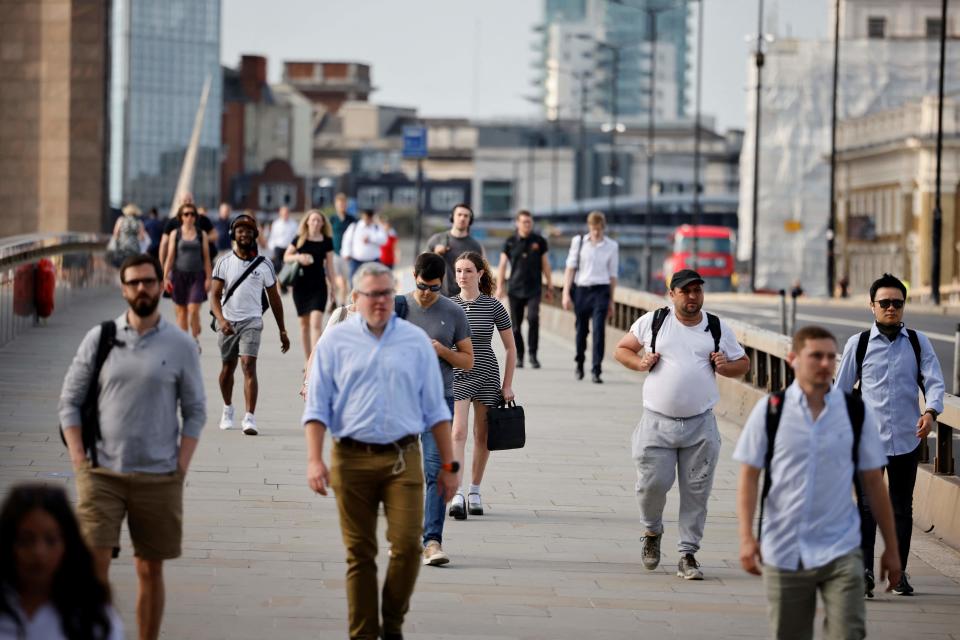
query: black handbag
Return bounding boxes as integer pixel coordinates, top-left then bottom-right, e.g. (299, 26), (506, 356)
(486, 401), (526, 451)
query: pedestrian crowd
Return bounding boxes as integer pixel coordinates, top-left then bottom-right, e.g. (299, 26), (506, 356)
(0, 196), (941, 640)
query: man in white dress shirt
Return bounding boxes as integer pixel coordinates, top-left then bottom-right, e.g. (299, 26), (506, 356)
(562, 210), (618, 383)
(341, 209), (388, 282)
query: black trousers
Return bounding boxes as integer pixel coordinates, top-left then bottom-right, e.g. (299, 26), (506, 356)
(508, 294), (541, 361)
(854, 442), (920, 572)
(573, 285), (610, 375)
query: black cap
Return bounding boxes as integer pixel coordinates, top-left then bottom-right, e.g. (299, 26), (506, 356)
(670, 269), (704, 290)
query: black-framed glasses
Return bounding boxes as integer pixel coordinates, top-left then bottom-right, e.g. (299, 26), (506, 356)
(123, 277), (159, 288)
(876, 299), (904, 310)
(416, 282), (442, 292)
(357, 289), (394, 300)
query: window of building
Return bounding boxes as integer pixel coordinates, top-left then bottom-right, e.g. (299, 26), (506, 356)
(927, 18), (944, 39)
(867, 16), (886, 39)
(481, 181), (514, 217)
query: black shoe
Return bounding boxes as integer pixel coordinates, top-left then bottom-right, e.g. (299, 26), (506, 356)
(529, 355), (541, 369)
(592, 373), (603, 384)
(892, 573), (914, 596)
(575, 365), (584, 380)
(382, 633), (403, 640)
(517, 358), (524, 368)
(448, 493), (467, 520)
(864, 569), (875, 599)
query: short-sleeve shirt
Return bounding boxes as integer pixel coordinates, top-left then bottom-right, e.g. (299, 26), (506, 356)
(630, 309), (746, 417)
(291, 235), (333, 284)
(402, 294), (472, 399)
(503, 233), (549, 299)
(212, 252), (276, 323)
(425, 231), (484, 297)
(330, 213), (356, 255)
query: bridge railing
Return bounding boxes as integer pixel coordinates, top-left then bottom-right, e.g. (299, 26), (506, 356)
(0, 233), (114, 349)
(547, 277), (957, 477)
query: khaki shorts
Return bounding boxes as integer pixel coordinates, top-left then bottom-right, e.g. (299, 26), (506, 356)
(218, 317), (263, 361)
(75, 462), (185, 560)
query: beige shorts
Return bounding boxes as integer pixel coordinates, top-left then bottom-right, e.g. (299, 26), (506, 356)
(75, 462), (185, 560)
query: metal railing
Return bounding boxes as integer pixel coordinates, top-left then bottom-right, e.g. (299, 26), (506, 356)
(0, 233), (114, 349)
(548, 276), (958, 476)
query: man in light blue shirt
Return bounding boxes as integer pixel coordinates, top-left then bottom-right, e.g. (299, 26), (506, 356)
(835, 273), (944, 597)
(736, 326), (900, 640)
(302, 262), (459, 640)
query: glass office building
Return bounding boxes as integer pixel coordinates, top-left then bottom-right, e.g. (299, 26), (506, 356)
(109, 0), (222, 211)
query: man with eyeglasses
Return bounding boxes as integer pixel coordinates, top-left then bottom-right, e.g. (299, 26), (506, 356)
(303, 261), (460, 640)
(836, 273), (945, 598)
(60, 254), (206, 640)
(399, 252), (473, 567)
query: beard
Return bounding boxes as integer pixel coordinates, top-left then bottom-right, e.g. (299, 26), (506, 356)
(128, 293), (160, 317)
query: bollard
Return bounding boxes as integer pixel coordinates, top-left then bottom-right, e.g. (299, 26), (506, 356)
(953, 323), (959, 395)
(779, 290), (787, 335)
(788, 290), (799, 335)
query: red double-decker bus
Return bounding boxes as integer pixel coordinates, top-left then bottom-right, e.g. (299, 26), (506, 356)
(663, 225), (736, 292)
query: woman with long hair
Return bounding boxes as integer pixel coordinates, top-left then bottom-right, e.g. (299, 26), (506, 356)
(0, 484), (123, 639)
(283, 210), (337, 361)
(448, 251), (516, 520)
(163, 203), (212, 346)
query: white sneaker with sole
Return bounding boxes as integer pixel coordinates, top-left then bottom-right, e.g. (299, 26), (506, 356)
(241, 413), (258, 436)
(422, 540), (450, 566)
(219, 406), (236, 430)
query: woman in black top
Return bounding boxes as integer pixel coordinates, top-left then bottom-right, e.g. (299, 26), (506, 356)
(283, 210), (336, 361)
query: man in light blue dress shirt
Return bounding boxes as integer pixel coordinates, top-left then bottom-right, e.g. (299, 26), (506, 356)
(302, 262), (459, 640)
(835, 273), (945, 597)
(735, 326), (901, 640)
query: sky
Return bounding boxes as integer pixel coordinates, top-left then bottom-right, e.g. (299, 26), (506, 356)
(222, 0), (830, 132)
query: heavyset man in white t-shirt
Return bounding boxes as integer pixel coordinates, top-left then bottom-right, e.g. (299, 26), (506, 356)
(614, 269), (750, 580)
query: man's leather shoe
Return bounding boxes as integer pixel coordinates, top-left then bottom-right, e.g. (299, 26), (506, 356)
(517, 358), (524, 368)
(575, 365), (584, 380)
(592, 373), (603, 384)
(529, 355), (541, 369)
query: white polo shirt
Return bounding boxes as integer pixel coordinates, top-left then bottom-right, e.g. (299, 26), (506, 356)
(630, 308), (745, 417)
(212, 252), (276, 323)
(565, 234), (619, 286)
(342, 220), (387, 262)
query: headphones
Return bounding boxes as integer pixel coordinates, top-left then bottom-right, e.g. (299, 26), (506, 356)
(449, 203), (475, 226)
(229, 214), (259, 241)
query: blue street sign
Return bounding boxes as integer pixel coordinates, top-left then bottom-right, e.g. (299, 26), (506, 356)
(402, 125), (428, 158)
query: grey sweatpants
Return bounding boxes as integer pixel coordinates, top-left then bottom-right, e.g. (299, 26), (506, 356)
(631, 408), (721, 554)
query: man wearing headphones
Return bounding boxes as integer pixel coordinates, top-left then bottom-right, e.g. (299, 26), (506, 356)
(426, 203), (484, 297)
(209, 214), (290, 436)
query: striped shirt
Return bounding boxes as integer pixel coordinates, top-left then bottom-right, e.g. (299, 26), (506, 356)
(452, 294), (512, 406)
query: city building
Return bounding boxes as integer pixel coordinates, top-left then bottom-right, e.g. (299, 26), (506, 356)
(282, 61), (373, 115)
(221, 55), (312, 211)
(2, 0), (109, 234)
(738, 0), (960, 295)
(536, 0), (689, 123)
(835, 96), (960, 300)
(109, 0), (223, 212)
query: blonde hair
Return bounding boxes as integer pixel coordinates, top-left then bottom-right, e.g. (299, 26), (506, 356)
(296, 210), (332, 248)
(586, 210), (606, 228)
(122, 203), (142, 217)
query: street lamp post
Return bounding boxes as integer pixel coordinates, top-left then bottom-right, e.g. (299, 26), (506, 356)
(691, 0), (704, 270)
(932, 0), (948, 305)
(827, 0), (841, 297)
(749, 0), (766, 292)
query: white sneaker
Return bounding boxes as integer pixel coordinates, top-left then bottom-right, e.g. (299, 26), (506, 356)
(241, 413), (258, 436)
(219, 406), (236, 430)
(422, 540), (450, 566)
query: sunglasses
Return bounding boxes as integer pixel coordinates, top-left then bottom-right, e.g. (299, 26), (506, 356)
(182, 211), (197, 218)
(416, 282), (442, 292)
(875, 299), (904, 310)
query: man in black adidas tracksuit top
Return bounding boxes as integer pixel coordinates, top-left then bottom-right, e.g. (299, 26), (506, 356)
(835, 273), (945, 597)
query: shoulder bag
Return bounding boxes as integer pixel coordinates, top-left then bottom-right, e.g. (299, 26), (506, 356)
(209, 256), (267, 331)
(486, 400), (526, 451)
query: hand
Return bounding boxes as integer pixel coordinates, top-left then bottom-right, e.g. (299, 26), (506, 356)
(299, 380), (308, 401)
(279, 331), (290, 353)
(176, 464), (188, 478)
(639, 352), (660, 371)
(302, 254), (315, 265)
(879, 546), (902, 592)
(438, 468), (459, 502)
(307, 459), (330, 495)
(502, 385), (515, 403)
(544, 288), (555, 302)
(607, 302), (614, 319)
(739, 536), (763, 576)
(431, 339), (445, 357)
(711, 351), (728, 370)
(204, 277), (211, 292)
(218, 319), (235, 336)
(164, 279), (174, 294)
(434, 244), (448, 255)
(562, 292), (572, 311)
(917, 412), (935, 439)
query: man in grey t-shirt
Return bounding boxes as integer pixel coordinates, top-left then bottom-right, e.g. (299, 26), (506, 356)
(425, 202), (484, 296)
(401, 252), (473, 566)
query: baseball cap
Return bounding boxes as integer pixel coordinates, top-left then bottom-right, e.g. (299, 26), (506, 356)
(670, 269), (705, 290)
(232, 214), (258, 230)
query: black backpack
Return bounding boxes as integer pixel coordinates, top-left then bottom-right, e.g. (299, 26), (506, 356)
(648, 306), (721, 371)
(59, 321), (117, 467)
(394, 295), (409, 319)
(757, 391), (865, 540)
(854, 328), (924, 397)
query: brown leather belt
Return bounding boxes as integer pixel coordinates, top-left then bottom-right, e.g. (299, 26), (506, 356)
(336, 434), (418, 453)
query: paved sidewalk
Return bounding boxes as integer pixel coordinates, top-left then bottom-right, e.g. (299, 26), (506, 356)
(1, 287), (959, 639)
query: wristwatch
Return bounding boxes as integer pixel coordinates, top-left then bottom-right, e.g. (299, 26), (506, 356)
(441, 461), (460, 473)
(924, 408), (939, 420)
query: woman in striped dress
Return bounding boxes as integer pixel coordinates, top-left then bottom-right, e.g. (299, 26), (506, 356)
(449, 252), (516, 519)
